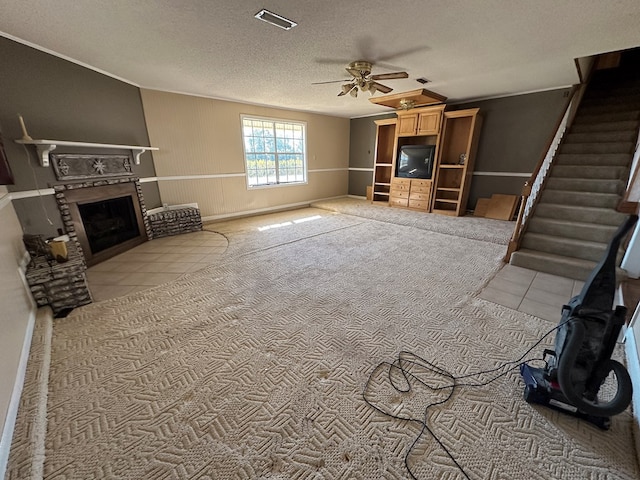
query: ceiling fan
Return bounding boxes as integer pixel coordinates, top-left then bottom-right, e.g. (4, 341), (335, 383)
(313, 61), (408, 97)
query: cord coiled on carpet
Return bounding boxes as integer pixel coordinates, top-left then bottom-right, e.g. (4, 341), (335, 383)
(362, 320), (569, 480)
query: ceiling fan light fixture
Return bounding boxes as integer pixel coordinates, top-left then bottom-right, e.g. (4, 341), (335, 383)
(349, 87), (358, 98)
(341, 83), (353, 95)
(254, 9), (297, 30)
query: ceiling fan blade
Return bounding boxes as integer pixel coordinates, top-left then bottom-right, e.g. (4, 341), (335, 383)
(375, 46), (430, 62)
(312, 79), (352, 85)
(371, 71), (409, 81)
(371, 82), (393, 94)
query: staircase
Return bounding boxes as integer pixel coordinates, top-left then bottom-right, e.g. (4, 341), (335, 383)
(510, 51), (640, 281)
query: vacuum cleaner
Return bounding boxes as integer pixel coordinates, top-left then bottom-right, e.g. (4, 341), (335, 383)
(520, 214), (638, 429)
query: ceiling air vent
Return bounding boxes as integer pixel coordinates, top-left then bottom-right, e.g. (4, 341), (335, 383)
(416, 77), (431, 84)
(254, 9), (297, 30)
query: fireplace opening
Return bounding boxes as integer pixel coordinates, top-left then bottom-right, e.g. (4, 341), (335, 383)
(63, 181), (148, 266)
(78, 196), (141, 254)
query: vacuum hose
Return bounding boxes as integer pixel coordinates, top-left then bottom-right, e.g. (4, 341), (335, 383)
(557, 320), (633, 417)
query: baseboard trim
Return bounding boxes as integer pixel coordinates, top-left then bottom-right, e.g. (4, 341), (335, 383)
(0, 306), (37, 479)
(201, 195), (347, 223)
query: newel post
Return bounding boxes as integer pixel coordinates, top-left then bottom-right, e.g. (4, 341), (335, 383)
(504, 181), (532, 262)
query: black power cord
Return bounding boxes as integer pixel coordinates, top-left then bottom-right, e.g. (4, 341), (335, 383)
(362, 319), (569, 480)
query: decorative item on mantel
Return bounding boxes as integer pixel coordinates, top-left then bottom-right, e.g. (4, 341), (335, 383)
(51, 153), (134, 181)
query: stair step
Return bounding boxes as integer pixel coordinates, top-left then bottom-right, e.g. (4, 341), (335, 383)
(585, 84), (640, 99)
(578, 101), (640, 116)
(545, 177), (624, 194)
(551, 165), (628, 179)
(573, 110), (640, 125)
(580, 92), (640, 107)
(520, 232), (606, 262)
(540, 190), (620, 208)
(558, 142), (635, 155)
(527, 217), (618, 244)
(554, 153), (631, 166)
(570, 120), (640, 134)
(563, 131), (638, 144)
(534, 203), (627, 226)
(510, 249), (597, 281)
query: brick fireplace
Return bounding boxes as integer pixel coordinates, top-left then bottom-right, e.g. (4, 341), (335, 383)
(46, 152), (151, 266)
(54, 177), (152, 266)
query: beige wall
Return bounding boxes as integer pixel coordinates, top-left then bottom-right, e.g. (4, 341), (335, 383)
(140, 90), (350, 219)
(0, 187), (33, 445)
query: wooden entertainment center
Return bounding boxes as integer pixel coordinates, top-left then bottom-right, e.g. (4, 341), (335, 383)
(371, 102), (482, 216)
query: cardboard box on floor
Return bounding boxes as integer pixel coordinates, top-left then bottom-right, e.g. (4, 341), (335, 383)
(474, 194), (519, 220)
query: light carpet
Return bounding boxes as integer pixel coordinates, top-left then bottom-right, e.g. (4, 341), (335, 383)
(8, 207), (639, 479)
(310, 198), (514, 245)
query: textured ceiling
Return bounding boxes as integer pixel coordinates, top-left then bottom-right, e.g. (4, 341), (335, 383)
(1, 1), (640, 118)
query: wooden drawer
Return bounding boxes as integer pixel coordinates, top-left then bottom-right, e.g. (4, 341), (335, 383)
(410, 185), (431, 194)
(391, 178), (411, 189)
(411, 179), (431, 188)
(390, 189), (409, 199)
(409, 191), (430, 201)
(409, 199), (429, 210)
(390, 196), (409, 207)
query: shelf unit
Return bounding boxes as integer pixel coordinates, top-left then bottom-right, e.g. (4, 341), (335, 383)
(432, 109), (482, 216)
(371, 118), (397, 203)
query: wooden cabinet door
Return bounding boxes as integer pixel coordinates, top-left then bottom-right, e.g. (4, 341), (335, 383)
(397, 114), (418, 136)
(416, 111), (441, 135)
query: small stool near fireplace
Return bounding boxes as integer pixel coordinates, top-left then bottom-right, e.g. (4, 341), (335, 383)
(148, 205), (203, 239)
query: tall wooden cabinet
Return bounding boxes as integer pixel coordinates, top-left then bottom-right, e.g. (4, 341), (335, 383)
(390, 105), (445, 212)
(432, 109), (482, 216)
(370, 105), (482, 217)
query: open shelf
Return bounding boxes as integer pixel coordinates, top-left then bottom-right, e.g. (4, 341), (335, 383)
(371, 119), (397, 202)
(431, 109), (481, 216)
(15, 138), (158, 167)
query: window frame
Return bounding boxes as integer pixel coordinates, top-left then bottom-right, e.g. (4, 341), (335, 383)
(240, 114), (308, 189)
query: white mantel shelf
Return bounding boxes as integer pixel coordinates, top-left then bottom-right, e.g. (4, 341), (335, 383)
(15, 139), (159, 167)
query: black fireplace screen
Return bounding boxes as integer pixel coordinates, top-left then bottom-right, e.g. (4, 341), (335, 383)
(78, 195), (140, 254)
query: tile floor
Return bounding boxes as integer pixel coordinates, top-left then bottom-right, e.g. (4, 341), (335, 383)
(86, 228), (579, 325)
(479, 264), (584, 322)
(86, 230), (228, 302)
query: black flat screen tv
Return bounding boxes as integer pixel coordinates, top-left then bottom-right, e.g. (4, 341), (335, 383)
(395, 144), (436, 179)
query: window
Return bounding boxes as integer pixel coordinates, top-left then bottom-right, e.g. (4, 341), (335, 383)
(241, 116), (307, 187)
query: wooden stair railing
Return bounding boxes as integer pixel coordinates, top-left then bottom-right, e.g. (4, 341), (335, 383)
(504, 84), (581, 262)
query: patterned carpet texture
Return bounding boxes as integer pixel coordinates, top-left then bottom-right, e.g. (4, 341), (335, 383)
(8, 206), (639, 479)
